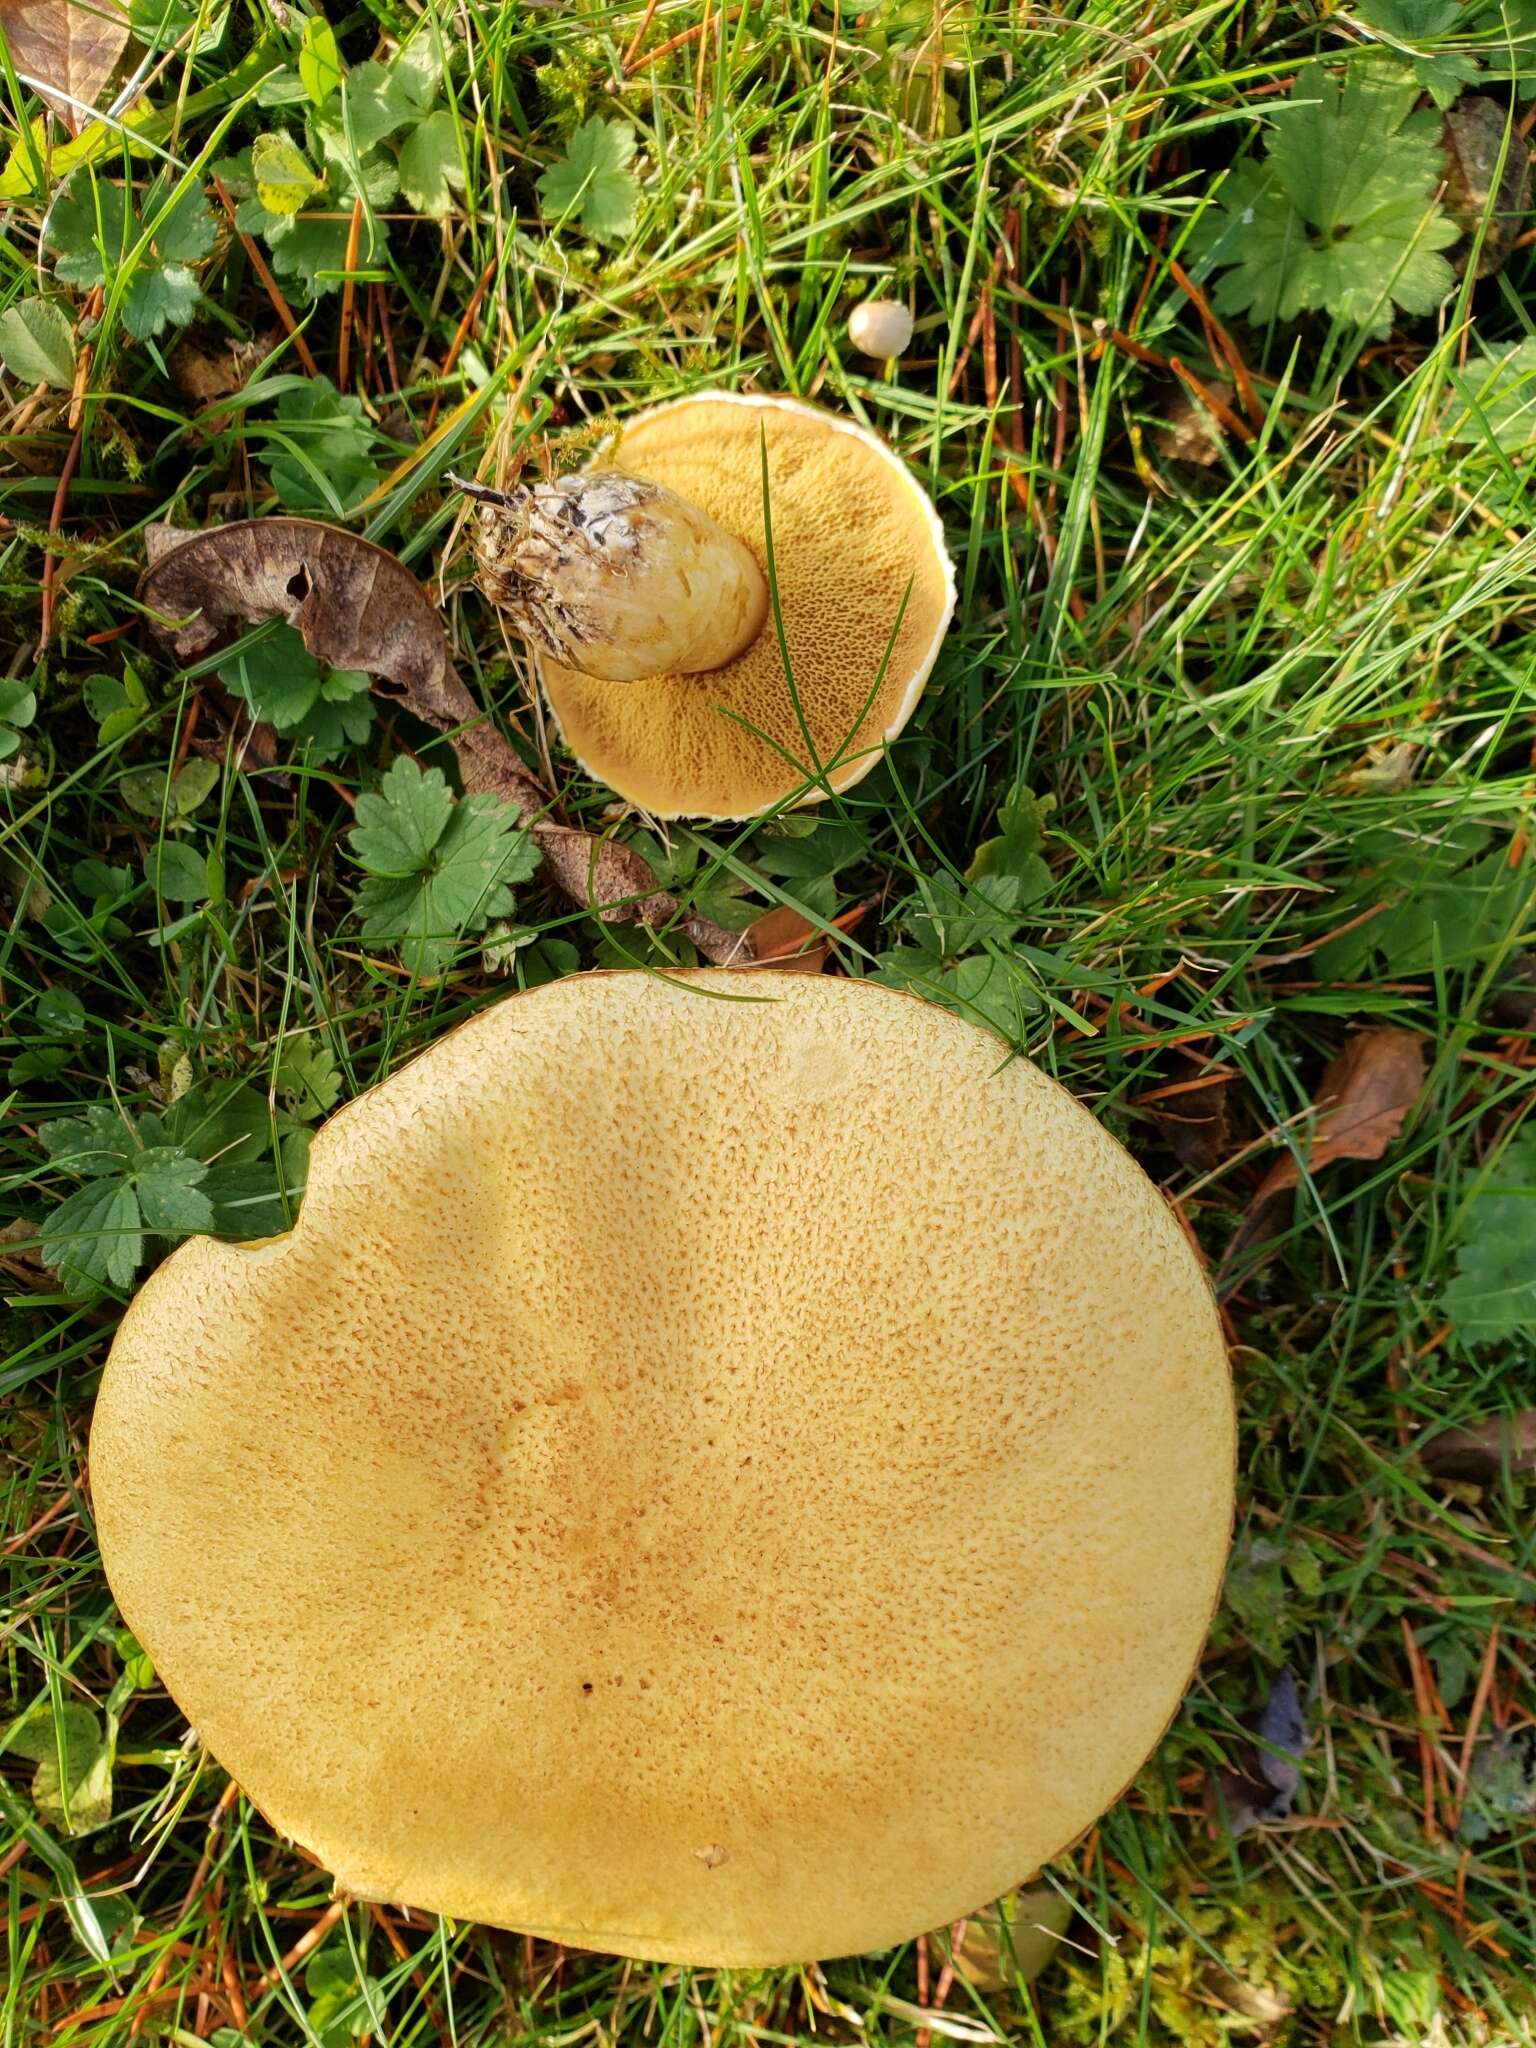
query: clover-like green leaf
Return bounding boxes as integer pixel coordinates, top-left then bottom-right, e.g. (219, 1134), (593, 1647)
(349, 759), (539, 976)
(537, 115), (639, 243)
(1191, 61), (1460, 335)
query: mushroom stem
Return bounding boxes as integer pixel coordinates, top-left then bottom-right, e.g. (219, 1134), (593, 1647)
(456, 470), (769, 683)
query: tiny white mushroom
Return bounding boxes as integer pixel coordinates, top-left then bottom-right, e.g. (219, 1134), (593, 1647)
(847, 298), (914, 360)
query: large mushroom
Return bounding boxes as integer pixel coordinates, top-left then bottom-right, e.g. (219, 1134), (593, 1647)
(457, 392), (956, 819)
(91, 972), (1234, 1968)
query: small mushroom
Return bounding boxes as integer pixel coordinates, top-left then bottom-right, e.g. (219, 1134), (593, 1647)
(457, 391), (955, 819)
(91, 971), (1234, 1968)
(847, 297), (915, 360)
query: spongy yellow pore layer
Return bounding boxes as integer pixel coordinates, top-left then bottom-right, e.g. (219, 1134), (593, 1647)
(91, 972), (1234, 1968)
(539, 393), (956, 818)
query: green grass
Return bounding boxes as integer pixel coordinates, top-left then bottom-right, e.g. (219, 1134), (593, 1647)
(4, 0), (1536, 2042)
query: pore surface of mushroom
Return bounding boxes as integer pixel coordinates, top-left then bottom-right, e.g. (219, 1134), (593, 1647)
(91, 972), (1234, 1968)
(466, 392), (956, 819)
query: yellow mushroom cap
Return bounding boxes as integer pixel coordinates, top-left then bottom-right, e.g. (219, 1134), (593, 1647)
(536, 392), (956, 819)
(91, 972), (1234, 1968)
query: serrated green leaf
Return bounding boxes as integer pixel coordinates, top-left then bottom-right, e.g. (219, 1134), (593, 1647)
(1356, 0), (1462, 29)
(398, 109), (464, 218)
(0, 297), (76, 387)
(330, 147), (399, 210)
(261, 376), (385, 512)
(218, 620), (373, 755)
(350, 765), (537, 975)
(274, 1035), (343, 1118)
(297, 687), (373, 755)
(1315, 823), (1532, 978)
(537, 115), (639, 243)
(752, 820), (863, 878)
(393, 34), (443, 112)
(122, 263), (201, 341)
(47, 178), (130, 288)
(1442, 1140), (1536, 1344)
(940, 951), (1040, 1035)
(1448, 340), (1536, 452)
(349, 757), (456, 874)
(41, 1104), (136, 1177)
(1192, 61), (1459, 335)
(905, 869), (1032, 957)
(299, 14), (342, 105)
(218, 623), (324, 727)
(42, 1180), (142, 1291)
(265, 208), (387, 297)
(318, 60), (416, 155)
(967, 783), (1053, 896)
(129, 0), (228, 56)
(131, 1148), (214, 1234)
(143, 176), (217, 264)
(251, 131), (324, 217)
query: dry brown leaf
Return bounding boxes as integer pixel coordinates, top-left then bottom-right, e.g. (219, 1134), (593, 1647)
(1443, 96), (1533, 280)
(0, 1215), (49, 1285)
(168, 332), (276, 408)
(1135, 1069), (1233, 1174)
(1256, 1027), (1425, 1201)
(137, 518), (754, 964)
(745, 899), (870, 973)
(1221, 1028), (1425, 1285)
(747, 904), (831, 973)
(1490, 952), (1536, 1034)
(1421, 1413), (1536, 1482)
(1152, 380), (1235, 467)
(1, 0), (129, 135)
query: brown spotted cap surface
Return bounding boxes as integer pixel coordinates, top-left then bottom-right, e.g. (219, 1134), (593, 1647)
(91, 972), (1234, 1966)
(537, 393), (956, 818)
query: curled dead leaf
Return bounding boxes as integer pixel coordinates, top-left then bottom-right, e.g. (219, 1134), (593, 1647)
(1221, 1028), (1425, 1285)
(1135, 1067), (1234, 1174)
(1442, 97), (1533, 280)
(1263, 1027), (1426, 1189)
(1421, 1413), (1536, 1482)
(2, 0), (129, 135)
(137, 518), (753, 964)
(746, 900), (869, 974)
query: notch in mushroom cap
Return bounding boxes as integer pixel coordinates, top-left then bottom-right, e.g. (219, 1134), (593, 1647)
(455, 392), (956, 820)
(89, 970), (1234, 1968)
